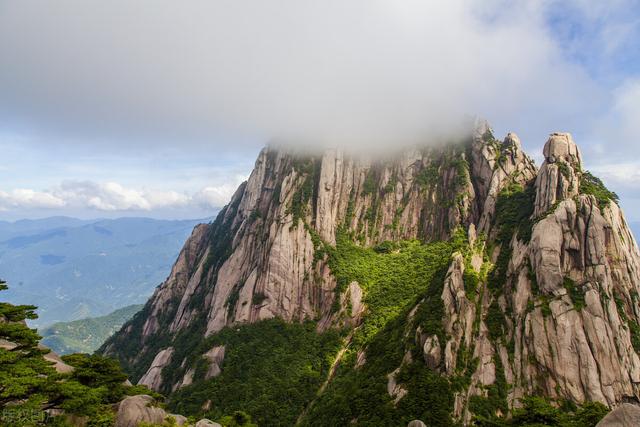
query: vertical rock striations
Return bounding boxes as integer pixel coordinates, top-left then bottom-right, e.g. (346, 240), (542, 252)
(101, 123), (640, 425)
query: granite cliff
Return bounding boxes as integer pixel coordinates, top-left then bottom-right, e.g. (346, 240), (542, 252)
(101, 122), (640, 425)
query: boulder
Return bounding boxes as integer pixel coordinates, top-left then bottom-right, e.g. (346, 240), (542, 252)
(543, 132), (582, 165)
(196, 419), (223, 427)
(407, 421), (427, 427)
(115, 395), (167, 427)
(422, 335), (441, 370)
(596, 403), (640, 427)
(203, 345), (226, 379)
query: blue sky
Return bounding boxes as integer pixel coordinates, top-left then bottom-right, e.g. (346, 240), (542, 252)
(0, 1), (638, 221)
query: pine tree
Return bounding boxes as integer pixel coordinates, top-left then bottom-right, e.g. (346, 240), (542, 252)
(0, 280), (56, 412)
(0, 279), (151, 426)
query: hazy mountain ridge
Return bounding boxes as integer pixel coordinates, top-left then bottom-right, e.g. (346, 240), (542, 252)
(102, 122), (640, 425)
(0, 216), (208, 326)
(39, 304), (144, 355)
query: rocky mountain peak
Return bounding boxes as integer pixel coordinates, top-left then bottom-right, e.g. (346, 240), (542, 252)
(544, 132), (583, 166)
(101, 123), (640, 426)
(534, 132), (583, 217)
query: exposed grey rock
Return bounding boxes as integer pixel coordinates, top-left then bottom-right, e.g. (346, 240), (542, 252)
(407, 421), (427, 427)
(138, 347), (174, 391)
(534, 132), (581, 217)
(203, 345), (226, 379)
(174, 367), (195, 391)
(1, 340), (74, 374)
(196, 420), (223, 427)
(596, 403), (640, 427)
(115, 395), (167, 427)
(104, 123), (640, 416)
(42, 349), (74, 374)
(109, 125), (526, 391)
(423, 335), (441, 370)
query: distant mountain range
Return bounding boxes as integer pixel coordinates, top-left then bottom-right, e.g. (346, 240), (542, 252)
(40, 304), (144, 355)
(0, 216), (207, 327)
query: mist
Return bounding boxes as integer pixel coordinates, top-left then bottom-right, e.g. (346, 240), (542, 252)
(0, 0), (602, 150)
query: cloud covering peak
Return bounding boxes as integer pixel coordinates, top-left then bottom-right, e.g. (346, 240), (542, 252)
(0, 0), (600, 147)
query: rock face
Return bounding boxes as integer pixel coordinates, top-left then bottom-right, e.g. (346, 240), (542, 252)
(114, 394), (205, 427)
(596, 403), (640, 427)
(203, 345), (226, 379)
(103, 121), (535, 391)
(115, 395), (174, 427)
(102, 123), (640, 424)
(534, 132), (582, 217)
(137, 347), (174, 390)
(508, 134), (640, 407)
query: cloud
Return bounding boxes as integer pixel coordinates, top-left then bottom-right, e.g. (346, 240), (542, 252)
(588, 157), (640, 222)
(0, 0), (603, 148)
(590, 162), (640, 208)
(52, 181), (188, 211)
(0, 179), (245, 213)
(193, 180), (247, 209)
(0, 189), (65, 210)
(592, 79), (640, 158)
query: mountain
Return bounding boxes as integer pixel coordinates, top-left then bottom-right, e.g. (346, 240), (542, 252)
(632, 222), (640, 242)
(39, 304), (143, 355)
(101, 122), (640, 426)
(0, 216), (207, 326)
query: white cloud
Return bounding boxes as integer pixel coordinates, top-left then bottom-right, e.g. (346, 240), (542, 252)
(591, 163), (640, 186)
(0, 179), (244, 213)
(587, 79), (640, 161)
(589, 161), (640, 222)
(0, 0), (600, 148)
(0, 189), (66, 210)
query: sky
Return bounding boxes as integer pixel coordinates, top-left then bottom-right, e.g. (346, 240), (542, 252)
(0, 0), (639, 221)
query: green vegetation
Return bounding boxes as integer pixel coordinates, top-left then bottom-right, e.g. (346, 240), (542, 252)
(225, 284), (242, 319)
(557, 161), (572, 180)
(289, 158), (320, 225)
(469, 354), (509, 420)
(482, 129), (497, 144)
(384, 174), (397, 194)
(326, 227), (462, 348)
(486, 300), (507, 343)
(472, 181), (538, 421)
(218, 411), (258, 427)
(0, 280), (156, 426)
(474, 396), (608, 426)
(299, 229), (466, 426)
(482, 129), (510, 169)
(415, 164), (439, 188)
(362, 168), (378, 196)
(614, 294), (640, 354)
(39, 304), (143, 355)
(494, 183), (535, 244)
(169, 319), (342, 427)
(139, 411), (257, 427)
(579, 171), (619, 210)
(251, 292), (267, 306)
(563, 278), (585, 311)
(488, 182), (535, 296)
